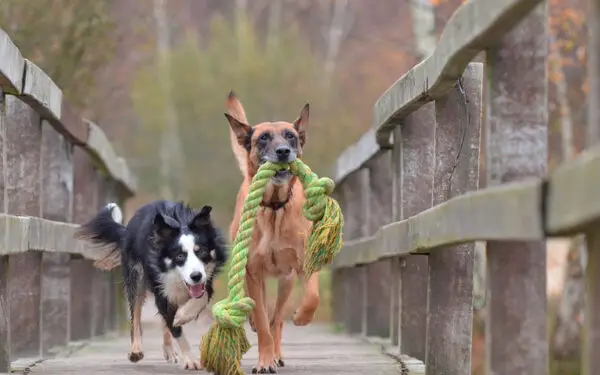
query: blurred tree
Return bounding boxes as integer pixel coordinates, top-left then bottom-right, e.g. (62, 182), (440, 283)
(0, 0), (115, 111)
(130, 12), (360, 226)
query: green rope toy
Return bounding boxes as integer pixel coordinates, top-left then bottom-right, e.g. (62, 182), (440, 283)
(200, 159), (344, 375)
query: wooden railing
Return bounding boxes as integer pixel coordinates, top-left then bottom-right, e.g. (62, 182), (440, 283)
(0, 29), (137, 370)
(329, 0), (599, 374)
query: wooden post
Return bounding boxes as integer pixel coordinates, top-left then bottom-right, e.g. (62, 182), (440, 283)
(39, 121), (73, 355)
(583, 0), (600, 373)
(70, 147), (96, 340)
(484, 4), (548, 375)
(350, 168), (369, 334)
(0, 89), (9, 372)
(338, 170), (369, 334)
(0, 256), (8, 371)
(91, 173), (107, 337)
(4, 96), (42, 358)
(400, 102), (435, 360)
(390, 125), (402, 348)
(426, 63), (483, 374)
(105, 180), (120, 332)
(330, 190), (345, 328)
(365, 152), (392, 338)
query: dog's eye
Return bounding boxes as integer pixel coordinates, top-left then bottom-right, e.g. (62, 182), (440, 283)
(175, 253), (186, 262)
(284, 131), (295, 140)
(259, 133), (271, 141)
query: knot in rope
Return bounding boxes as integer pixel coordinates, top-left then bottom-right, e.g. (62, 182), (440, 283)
(211, 297), (255, 328)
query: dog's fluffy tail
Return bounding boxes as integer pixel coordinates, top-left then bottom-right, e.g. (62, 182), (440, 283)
(75, 202), (125, 271)
(227, 91), (250, 177)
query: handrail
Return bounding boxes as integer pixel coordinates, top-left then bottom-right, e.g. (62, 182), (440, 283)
(0, 29), (137, 195)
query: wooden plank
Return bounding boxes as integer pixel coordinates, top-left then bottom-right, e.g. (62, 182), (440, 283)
(0, 214), (88, 257)
(21, 60), (62, 121)
(332, 128), (384, 184)
(425, 62), (482, 374)
(330, 179), (543, 269)
(484, 4), (548, 375)
(85, 121), (137, 195)
(400, 102), (435, 360)
(58, 101), (88, 146)
(27, 321), (417, 375)
(39, 121), (73, 355)
(546, 145), (600, 235)
(373, 0), (544, 146)
(365, 153), (392, 338)
(20, 59), (87, 146)
(0, 29), (24, 94)
(582, 1), (600, 373)
(4, 95), (42, 358)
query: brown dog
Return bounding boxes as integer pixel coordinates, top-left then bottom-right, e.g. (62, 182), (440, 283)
(225, 92), (320, 373)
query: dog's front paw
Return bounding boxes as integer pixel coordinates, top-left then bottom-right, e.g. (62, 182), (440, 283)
(173, 309), (197, 327)
(163, 343), (178, 363)
(275, 357), (285, 368)
(181, 355), (202, 371)
(252, 355), (278, 373)
(128, 351), (144, 363)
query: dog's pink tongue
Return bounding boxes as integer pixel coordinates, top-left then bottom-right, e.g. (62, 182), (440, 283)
(188, 284), (205, 298)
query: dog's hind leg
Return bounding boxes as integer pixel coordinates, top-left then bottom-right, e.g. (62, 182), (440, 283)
(155, 296), (202, 371)
(270, 274), (294, 367)
(292, 271), (320, 326)
(125, 264), (145, 363)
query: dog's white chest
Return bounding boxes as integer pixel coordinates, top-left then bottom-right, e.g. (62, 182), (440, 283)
(160, 270), (191, 306)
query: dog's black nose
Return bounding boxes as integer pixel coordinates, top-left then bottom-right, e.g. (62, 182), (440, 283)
(275, 146), (291, 160)
(190, 272), (203, 283)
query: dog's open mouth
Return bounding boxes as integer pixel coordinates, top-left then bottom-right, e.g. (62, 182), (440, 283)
(187, 283), (205, 299)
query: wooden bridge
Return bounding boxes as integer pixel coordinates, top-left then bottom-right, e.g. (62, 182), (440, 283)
(0, 0), (598, 374)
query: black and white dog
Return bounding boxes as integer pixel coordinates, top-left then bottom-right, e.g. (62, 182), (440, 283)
(75, 200), (227, 370)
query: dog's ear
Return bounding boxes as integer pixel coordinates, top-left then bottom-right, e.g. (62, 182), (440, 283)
(293, 103), (309, 146)
(153, 213), (180, 239)
(225, 113), (252, 147)
(189, 205), (212, 231)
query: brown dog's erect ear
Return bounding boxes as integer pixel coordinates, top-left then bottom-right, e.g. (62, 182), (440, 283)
(225, 113), (252, 148)
(293, 103), (309, 146)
